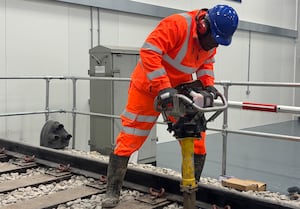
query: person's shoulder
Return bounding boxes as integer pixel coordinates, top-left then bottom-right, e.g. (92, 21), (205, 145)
(162, 11), (191, 25)
(167, 10), (203, 22)
(163, 13), (185, 21)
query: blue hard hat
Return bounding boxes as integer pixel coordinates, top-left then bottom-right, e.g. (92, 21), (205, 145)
(207, 5), (239, 46)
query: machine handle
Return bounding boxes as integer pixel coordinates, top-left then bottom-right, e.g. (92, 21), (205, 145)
(175, 92), (228, 123)
(155, 91), (228, 123)
(174, 92), (228, 113)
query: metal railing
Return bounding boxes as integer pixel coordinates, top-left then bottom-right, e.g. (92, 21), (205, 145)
(214, 81), (300, 175)
(1, 76), (300, 175)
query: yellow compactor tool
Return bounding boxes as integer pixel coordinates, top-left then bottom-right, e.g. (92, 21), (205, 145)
(155, 81), (228, 209)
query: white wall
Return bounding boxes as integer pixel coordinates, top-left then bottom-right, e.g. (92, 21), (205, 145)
(0, 0), (298, 148)
(296, 0), (300, 108)
(0, 0), (92, 148)
(132, 0), (298, 29)
(0, 0), (6, 134)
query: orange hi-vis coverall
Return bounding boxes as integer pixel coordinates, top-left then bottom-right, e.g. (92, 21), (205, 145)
(114, 9), (216, 157)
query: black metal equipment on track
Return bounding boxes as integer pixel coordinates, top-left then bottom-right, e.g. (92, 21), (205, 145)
(0, 138), (298, 209)
(155, 82), (229, 209)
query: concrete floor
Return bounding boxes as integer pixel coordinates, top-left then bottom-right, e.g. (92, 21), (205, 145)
(156, 119), (300, 194)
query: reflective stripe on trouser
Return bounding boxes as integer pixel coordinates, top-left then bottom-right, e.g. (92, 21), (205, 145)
(114, 83), (159, 156)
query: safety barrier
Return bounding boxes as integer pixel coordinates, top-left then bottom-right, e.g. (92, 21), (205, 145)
(0, 76), (300, 175)
(214, 81), (300, 175)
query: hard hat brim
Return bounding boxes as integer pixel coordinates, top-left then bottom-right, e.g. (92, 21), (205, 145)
(209, 19), (233, 46)
(213, 33), (232, 46)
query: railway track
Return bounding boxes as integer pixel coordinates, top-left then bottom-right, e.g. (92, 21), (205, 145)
(0, 138), (298, 209)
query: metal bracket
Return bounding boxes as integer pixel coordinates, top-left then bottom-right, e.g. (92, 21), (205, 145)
(135, 187), (170, 207)
(86, 182), (106, 191)
(45, 169), (71, 177)
(86, 175), (107, 190)
(136, 194), (169, 205)
(45, 164), (72, 177)
(12, 157), (37, 167)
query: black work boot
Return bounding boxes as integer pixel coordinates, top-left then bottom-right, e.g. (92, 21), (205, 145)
(102, 153), (129, 208)
(194, 154), (206, 182)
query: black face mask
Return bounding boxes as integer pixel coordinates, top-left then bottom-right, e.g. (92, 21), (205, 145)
(198, 31), (219, 51)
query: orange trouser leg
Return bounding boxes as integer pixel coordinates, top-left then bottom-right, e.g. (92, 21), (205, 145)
(194, 132), (206, 155)
(114, 83), (159, 157)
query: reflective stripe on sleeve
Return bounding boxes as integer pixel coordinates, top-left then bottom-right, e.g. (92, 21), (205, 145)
(147, 68), (167, 80)
(138, 59), (167, 81)
(163, 55), (197, 74)
(196, 69), (215, 78)
(142, 42), (163, 55)
(203, 58), (215, 64)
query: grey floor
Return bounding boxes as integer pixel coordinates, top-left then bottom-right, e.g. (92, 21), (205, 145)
(156, 119), (300, 194)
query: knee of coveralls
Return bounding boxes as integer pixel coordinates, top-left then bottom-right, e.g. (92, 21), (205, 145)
(114, 83), (159, 157)
(114, 127), (153, 157)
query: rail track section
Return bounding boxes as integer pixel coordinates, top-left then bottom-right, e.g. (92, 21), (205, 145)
(0, 138), (298, 209)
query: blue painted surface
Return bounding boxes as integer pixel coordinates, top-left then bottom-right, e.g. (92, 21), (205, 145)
(156, 120), (300, 194)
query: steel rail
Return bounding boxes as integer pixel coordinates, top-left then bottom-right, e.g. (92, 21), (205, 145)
(0, 138), (297, 209)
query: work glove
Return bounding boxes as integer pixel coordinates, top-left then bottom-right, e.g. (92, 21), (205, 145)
(204, 85), (219, 99)
(190, 90), (213, 107)
(155, 87), (177, 111)
(175, 80), (204, 95)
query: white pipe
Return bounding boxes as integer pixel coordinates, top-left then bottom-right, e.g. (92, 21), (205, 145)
(215, 100), (300, 114)
(277, 105), (300, 114)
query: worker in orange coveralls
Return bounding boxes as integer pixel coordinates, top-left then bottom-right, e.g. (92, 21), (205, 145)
(102, 4), (239, 208)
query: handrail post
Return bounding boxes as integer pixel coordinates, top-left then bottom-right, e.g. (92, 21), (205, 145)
(45, 78), (51, 122)
(221, 82), (230, 176)
(72, 77), (77, 149)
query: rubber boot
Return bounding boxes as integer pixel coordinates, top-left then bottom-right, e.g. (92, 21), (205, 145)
(194, 154), (206, 182)
(102, 153), (129, 208)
